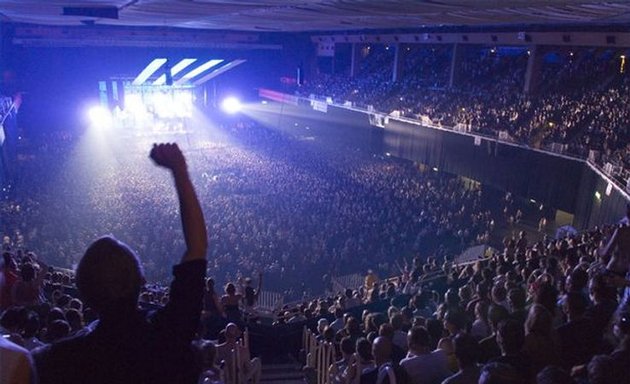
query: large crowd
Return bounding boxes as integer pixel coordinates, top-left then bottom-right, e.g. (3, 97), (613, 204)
(1, 44), (629, 384)
(1, 119), (499, 297)
(297, 46), (630, 179)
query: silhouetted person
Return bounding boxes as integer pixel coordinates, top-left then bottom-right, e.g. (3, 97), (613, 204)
(33, 143), (208, 384)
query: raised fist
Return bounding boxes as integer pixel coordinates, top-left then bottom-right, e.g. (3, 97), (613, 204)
(150, 143), (187, 172)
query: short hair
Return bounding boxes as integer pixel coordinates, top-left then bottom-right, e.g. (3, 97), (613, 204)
(340, 337), (355, 355)
(453, 333), (479, 366)
(47, 319), (70, 341)
(379, 323), (394, 339)
(407, 326), (429, 349)
(507, 288), (526, 309)
(444, 310), (467, 331)
(76, 236), (144, 311)
(390, 313), (403, 330)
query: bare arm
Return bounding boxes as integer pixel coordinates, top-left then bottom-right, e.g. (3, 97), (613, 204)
(150, 143), (208, 263)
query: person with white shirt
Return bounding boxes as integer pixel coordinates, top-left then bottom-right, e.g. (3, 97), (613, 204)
(330, 308), (345, 333)
(400, 327), (451, 384)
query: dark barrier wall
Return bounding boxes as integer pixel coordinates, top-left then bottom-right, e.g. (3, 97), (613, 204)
(380, 115), (628, 228)
(297, 104), (627, 229)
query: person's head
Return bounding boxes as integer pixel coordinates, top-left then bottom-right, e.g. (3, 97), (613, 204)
(565, 269), (588, 293)
(22, 312), (40, 339)
(487, 304), (510, 333)
(0, 307), (23, 332)
(453, 333), (479, 368)
(334, 307), (343, 319)
(76, 236), (145, 315)
(224, 322), (241, 343)
(225, 283), (236, 295)
(340, 336), (355, 359)
(536, 366), (575, 384)
(479, 362), (525, 384)
(443, 310), (467, 336)
(589, 274), (616, 303)
(507, 287), (526, 312)
(68, 298), (83, 312)
(525, 304), (553, 336)
(317, 318), (329, 334)
(491, 285), (507, 304)
(562, 291), (587, 320)
(372, 336), (392, 365)
(534, 282), (558, 315)
(496, 319), (524, 355)
(356, 338), (372, 362)
(378, 323), (394, 340)
(194, 340), (218, 370)
(390, 313), (403, 331)
(407, 326), (430, 353)
(47, 319), (70, 342)
(65, 309), (83, 332)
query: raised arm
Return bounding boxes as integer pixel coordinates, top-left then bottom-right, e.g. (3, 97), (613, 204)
(255, 272), (263, 298)
(150, 143), (208, 263)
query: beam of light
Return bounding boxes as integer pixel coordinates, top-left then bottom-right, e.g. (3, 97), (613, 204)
(153, 58), (197, 85)
(87, 105), (112, 129)
(221, 97), (242, 114)
(132, 58), (167, 86)
(176, 59), (223, 85)
(192, 59), (247, 86)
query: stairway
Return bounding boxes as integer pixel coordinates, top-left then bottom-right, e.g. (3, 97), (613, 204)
(260, 362), (305, 384)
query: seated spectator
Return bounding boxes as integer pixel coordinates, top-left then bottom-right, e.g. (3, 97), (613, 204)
(478, 305), (509, 363)
(329, 336), (355, 384)
(400, 326), (450, 384)
(523, 304), (559, 376)
(33, 143), (209, 384)
(556, 291), (599, 368)
(361, 336), (408, 384)
(345, 338), (375, 384)
(441, 334), (481, 384)
(490, 319), (531, 381)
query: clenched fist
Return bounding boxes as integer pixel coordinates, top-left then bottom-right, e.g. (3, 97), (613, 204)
(150, 143), (187, 173)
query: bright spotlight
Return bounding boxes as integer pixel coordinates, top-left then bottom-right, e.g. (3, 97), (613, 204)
(221, 97), (242, 114)
(87, 105), (112, 128)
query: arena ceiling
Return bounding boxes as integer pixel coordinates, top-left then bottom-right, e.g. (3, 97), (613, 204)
(1, 1), (630, 32)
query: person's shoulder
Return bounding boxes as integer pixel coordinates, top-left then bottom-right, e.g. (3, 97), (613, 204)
(0, 336), (29, 356)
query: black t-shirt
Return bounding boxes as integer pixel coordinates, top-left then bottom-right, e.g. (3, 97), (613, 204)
(34, 259), (207, 384)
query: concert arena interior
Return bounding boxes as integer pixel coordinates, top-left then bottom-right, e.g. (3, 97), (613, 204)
(2, 2), (630, 384)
